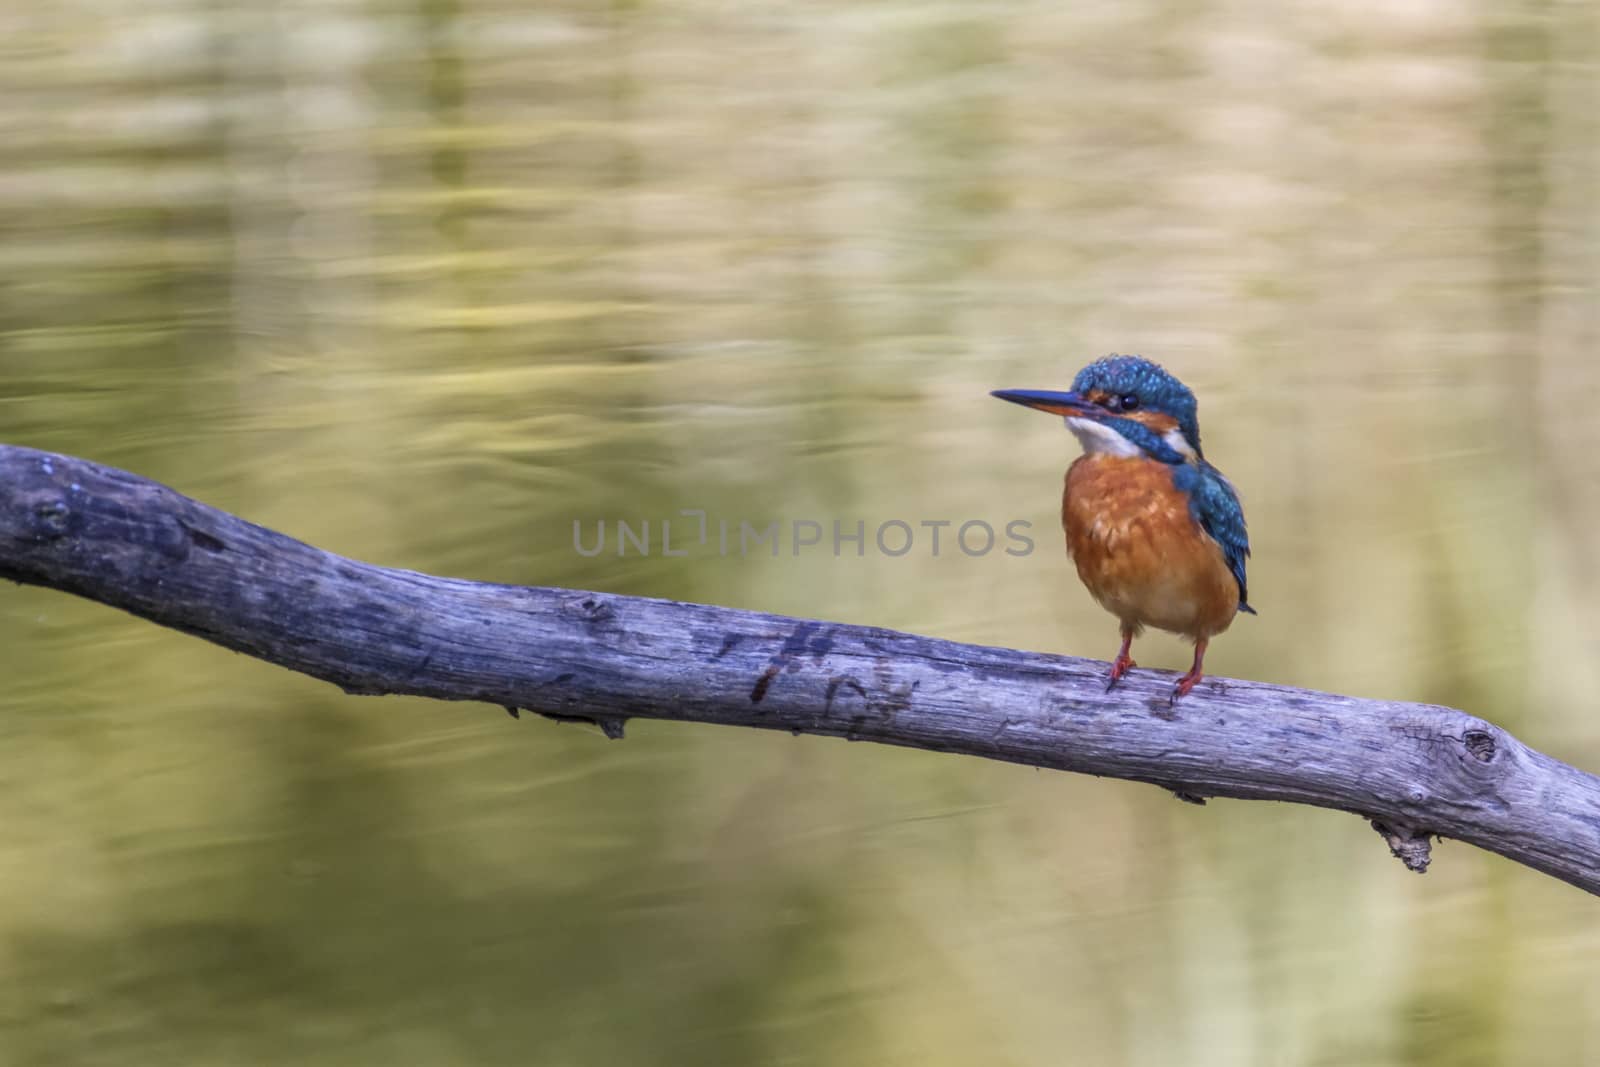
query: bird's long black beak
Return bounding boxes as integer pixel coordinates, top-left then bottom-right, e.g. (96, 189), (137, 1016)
(990, 389), (1100, 418)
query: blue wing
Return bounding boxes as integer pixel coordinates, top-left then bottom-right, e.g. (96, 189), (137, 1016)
(1172, 461), (1254, 612)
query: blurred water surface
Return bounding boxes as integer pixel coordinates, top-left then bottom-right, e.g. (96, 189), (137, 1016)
(2, 1), (1599, 1064)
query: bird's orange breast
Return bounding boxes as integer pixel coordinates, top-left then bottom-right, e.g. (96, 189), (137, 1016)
(1062, 454), (1239, 640)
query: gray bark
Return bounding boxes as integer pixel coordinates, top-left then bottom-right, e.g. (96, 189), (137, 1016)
(2, 443), (1597, 895)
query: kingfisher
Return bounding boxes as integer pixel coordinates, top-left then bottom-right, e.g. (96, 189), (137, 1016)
(992, 355), (1253, 700)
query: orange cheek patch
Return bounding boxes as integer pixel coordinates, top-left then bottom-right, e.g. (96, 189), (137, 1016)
(1128, 411), (1179, 434)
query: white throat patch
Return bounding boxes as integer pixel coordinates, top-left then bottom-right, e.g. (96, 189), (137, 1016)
(1064, 416), (1200, 462)
(1064, 416), (1142, 457)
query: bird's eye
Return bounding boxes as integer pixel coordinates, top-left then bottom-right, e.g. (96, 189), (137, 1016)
(1119, 394), (1141, 412)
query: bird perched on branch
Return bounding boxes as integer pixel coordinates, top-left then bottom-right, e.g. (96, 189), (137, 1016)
(992, 355), (1253, 701)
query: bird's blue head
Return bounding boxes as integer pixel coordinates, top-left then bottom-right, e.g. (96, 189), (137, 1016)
(991, 354), (1203, 463)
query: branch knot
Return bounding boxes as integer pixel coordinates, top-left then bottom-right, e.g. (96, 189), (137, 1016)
(1370, 819), (1434, 874)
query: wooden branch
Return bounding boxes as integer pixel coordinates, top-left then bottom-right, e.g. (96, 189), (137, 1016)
(3, 443), (1598, 896)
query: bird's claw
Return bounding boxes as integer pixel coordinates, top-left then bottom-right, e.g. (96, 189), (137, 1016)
(1105, 655), (1137, 692)
(1169, 670), (1203, 704)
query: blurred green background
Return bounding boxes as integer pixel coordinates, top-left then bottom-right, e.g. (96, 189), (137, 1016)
(2, 1), (1598, 1064)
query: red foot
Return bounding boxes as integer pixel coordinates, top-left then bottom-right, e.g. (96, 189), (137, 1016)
(1172, 669), (1203, 700)
(1106, 630), (1137, 691)
(1170, 637), (1211, 703)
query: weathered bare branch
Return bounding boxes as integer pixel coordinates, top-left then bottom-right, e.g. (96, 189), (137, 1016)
(2, 443), (1597, 894)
